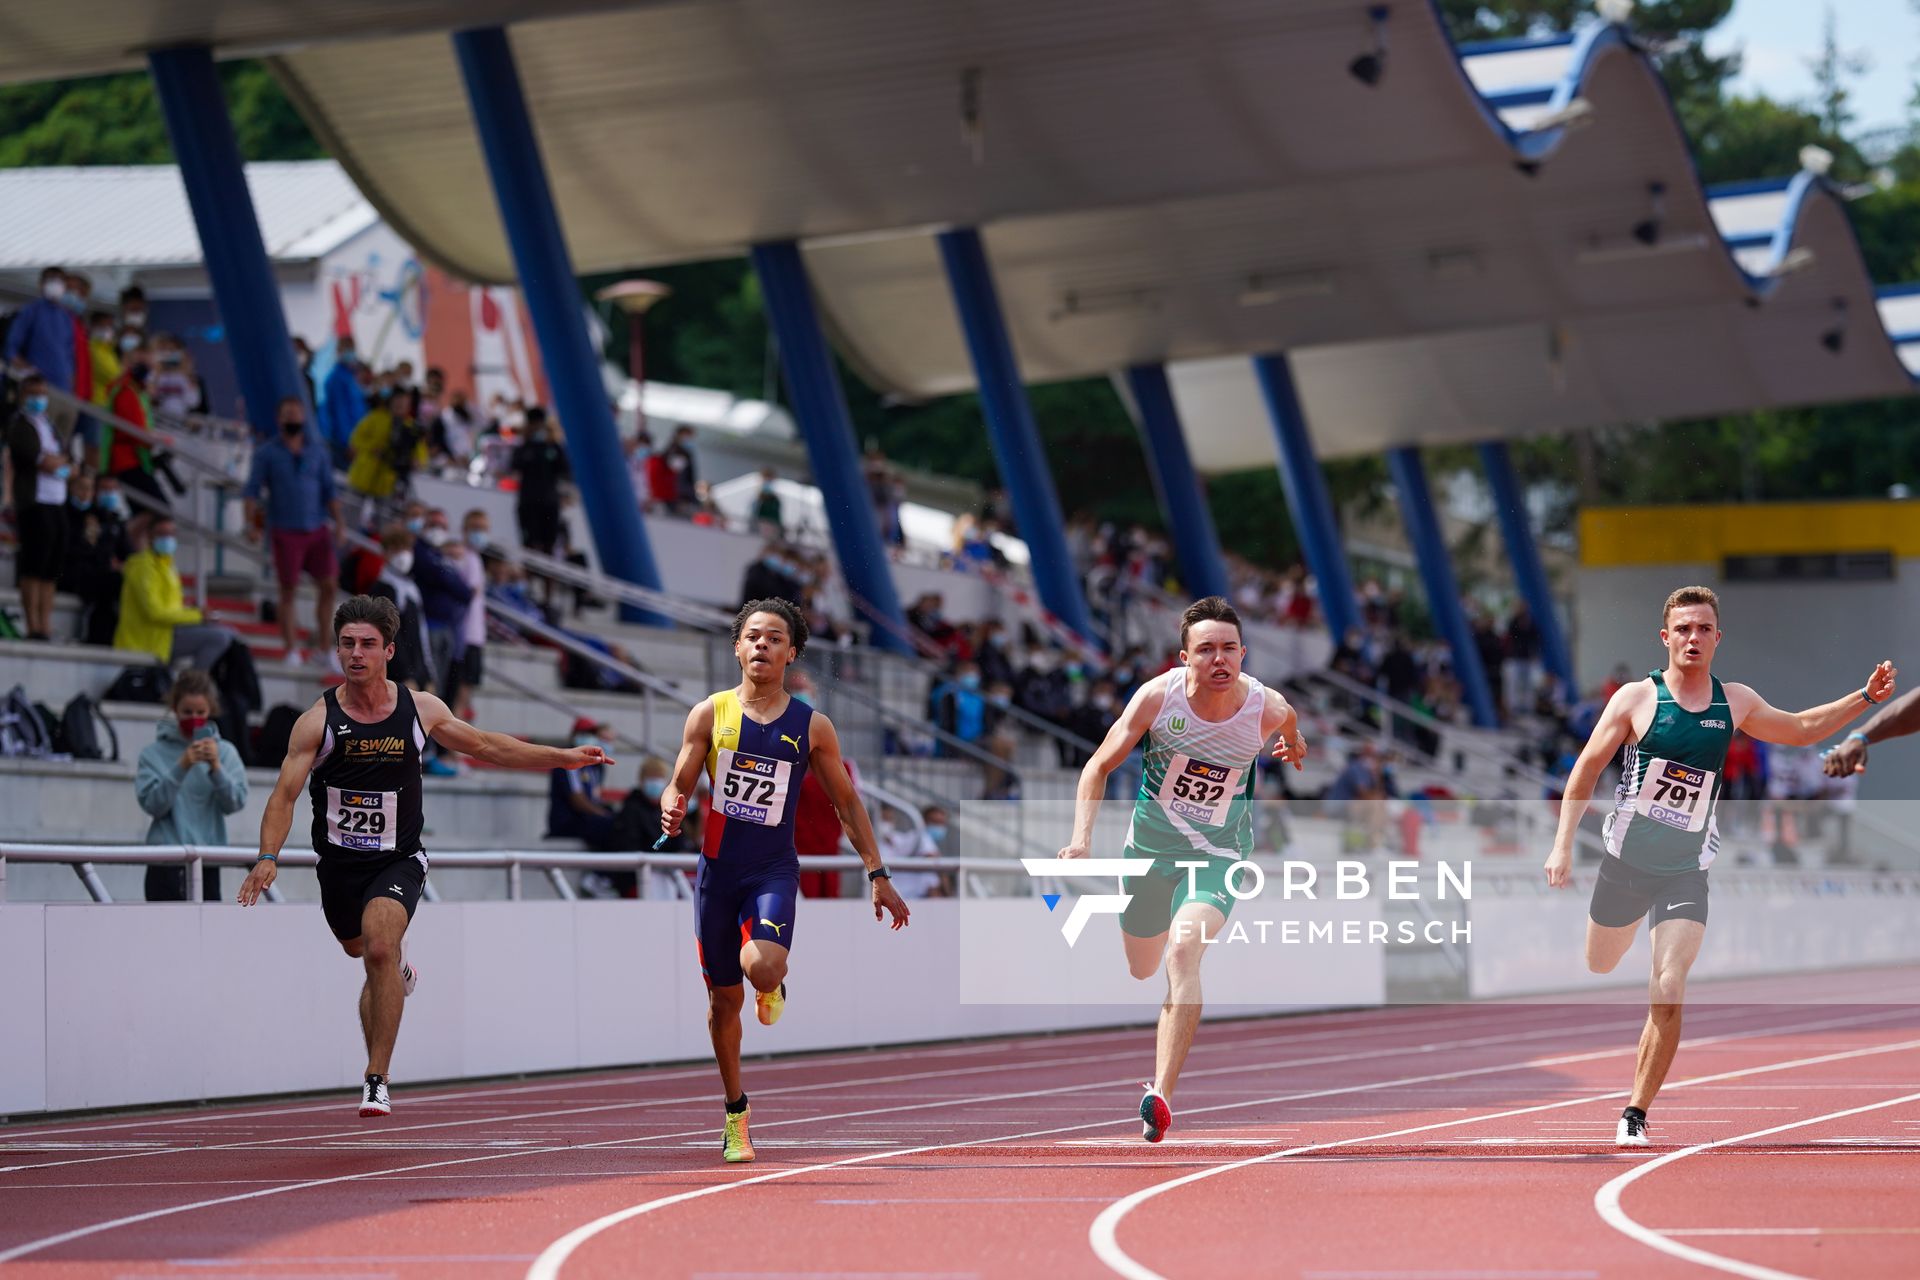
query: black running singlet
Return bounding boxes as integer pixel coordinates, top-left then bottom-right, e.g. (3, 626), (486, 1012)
(307, 684), (427, 863)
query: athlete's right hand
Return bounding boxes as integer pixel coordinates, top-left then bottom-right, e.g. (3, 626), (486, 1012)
(660, 792), (686, 837)
(1543, 846), (1571, 889)
(1057, 843), (1090, 860)
(237, 858), (278, 906)
(1824, 736), (1868, 777)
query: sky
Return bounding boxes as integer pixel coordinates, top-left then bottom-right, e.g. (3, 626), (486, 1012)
(1711, 0), (1917, 134)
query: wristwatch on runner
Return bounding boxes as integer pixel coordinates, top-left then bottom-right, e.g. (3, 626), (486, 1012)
(868, 867), (891, 883)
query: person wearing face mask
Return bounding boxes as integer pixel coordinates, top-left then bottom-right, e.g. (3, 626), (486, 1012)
(3, 267), (77, 398)
(115, 516), (241, 670)
(446, 510), (491, 718)
(102, 342), (166, 514)
(137, 671), (248, 901)
(367, 524), (430, 690)
(408, 510), (473, 722)
(86, 312), (121, 410)
(609, 757), (683, 895)
(346, 388), (426, 509)
(931, 661), (988, 746)
(880, 805), (947, 899)
(59, 471), (131, 646)
(245, 396), (340, 666)
(507, 407), (570, 556)
(4, 374), (77, 639)
(320, 334), (368, 467)
(547, 717), (623, 856)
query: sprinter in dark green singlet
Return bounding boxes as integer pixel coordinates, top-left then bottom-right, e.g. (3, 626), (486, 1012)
(1546, 585), (1895, 1147)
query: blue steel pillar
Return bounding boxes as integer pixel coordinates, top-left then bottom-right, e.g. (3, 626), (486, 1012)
(1251, 354), (1359, 643)
(1478, 441), (1574, 693)
(935, 228), (1098, 645)
(1122, 364), (1231, 602)
(453, 27), (662, 622)
(148, 47), (310, 438)
(750, 242), (911, 654)
(1386, 446), (1498, 728)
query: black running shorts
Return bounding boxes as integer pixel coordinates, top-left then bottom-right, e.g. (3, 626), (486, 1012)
(317, 850), (429, 941)
(1589, 856), (1709, 929)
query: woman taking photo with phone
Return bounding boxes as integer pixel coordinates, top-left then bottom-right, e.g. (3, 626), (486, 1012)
(137, 670), (248, 901)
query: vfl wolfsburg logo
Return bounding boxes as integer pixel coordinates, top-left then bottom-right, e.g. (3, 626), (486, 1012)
(1169, 715), (1188, 735)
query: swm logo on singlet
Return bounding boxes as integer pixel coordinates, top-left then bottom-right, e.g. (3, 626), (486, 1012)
(343, 735), (406, 760)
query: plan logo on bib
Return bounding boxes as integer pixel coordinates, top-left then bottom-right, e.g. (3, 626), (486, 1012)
(1019, 857), (1154, 946)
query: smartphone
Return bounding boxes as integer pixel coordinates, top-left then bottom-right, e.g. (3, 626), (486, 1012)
(193, 724), (218, 742)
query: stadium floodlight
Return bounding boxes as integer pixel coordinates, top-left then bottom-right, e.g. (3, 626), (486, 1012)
(1529, 98), (1596, 132)
(1349, 6), (1390, 87)
(1799, 145), (1835, 177)
(1770, 247), (1817, 277)
(1596, 0), (1635, 26)
(1238, 271), (1337, 306)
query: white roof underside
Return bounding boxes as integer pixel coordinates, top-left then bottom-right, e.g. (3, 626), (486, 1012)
(2, 1), (1912, 468)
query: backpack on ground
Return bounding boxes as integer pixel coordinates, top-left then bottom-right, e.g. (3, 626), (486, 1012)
(104, 664), (171, 704)
(0, 685), (53, 758)
(256, 703), (301, 764)
(61, 693), (116, 761)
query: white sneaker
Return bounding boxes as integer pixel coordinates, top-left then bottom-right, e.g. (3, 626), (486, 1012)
(359, 1076), (391, 1118)
(400, 961), (418, 996)
(1617, 1112), (1650, 1147)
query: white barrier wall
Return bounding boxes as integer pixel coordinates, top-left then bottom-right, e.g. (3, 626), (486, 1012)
(0, 900), (1332, 1117)
(1466, 875), (1920, 1000)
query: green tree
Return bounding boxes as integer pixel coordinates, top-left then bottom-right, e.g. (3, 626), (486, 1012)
(0, 62), (319, 168)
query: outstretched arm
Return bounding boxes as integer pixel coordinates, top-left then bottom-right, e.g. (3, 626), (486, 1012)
(1060, 677), (1163, 858)
(811, 714), (909, 928)
(1730, 661), (1896, 748)
(1824, 684), (1920, 775)
(416, 690), (611, 771)
(240, 702), (324, 905)
(1545, 682), (1642, 888)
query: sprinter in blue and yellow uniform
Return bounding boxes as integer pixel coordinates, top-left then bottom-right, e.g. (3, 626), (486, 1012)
(660, 597), (911, 1163)
(1546, 584), (1895, 1148)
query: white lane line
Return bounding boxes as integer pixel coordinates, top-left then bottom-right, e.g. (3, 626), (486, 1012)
(524, 1009), (1911, 1280)
(0, 1005), (1668, 1264)
(0, 1004), (1636, 1176)
(1593, 1089), (1920, 1280)
(1, 1003), (1497, 1140)
(1085, 1031), (1920, 1280)
(1, 1006), (1892, 1269)
(1658, 1228), (1920, 1236)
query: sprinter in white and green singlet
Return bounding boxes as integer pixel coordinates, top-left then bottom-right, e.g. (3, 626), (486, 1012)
(1060, 596), (1307, 1144)
(1547, 585), (1895, 1148)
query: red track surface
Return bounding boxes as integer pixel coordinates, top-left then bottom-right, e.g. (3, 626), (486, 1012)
(3, 971), (1917, 1280)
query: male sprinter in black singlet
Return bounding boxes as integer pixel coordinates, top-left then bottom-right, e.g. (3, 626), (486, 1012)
(238, 595), (609, 1117)
(1545, 585), (1894, 1146)
(659, 597), (912, 1162)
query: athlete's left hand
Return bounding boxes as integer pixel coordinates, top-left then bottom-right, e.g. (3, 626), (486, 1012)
(1866, 660), (1897, 705)
(872, 878), (911, 930)
(1271, 722), (1308, 770)
(563, 743), (615, 770)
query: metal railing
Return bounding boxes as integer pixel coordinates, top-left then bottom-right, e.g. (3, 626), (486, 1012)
(0, 842), (964, 904)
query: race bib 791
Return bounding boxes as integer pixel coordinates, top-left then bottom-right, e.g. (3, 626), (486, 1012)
(1634, 758), (1715, 833)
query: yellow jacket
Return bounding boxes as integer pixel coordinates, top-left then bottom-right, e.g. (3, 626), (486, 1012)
(346, 408), (427, 499)
(115, 549), (203, 662)
(89, 340), (121, 407)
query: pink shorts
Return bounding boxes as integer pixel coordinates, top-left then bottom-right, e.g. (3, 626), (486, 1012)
(271, 527), (339, 588)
